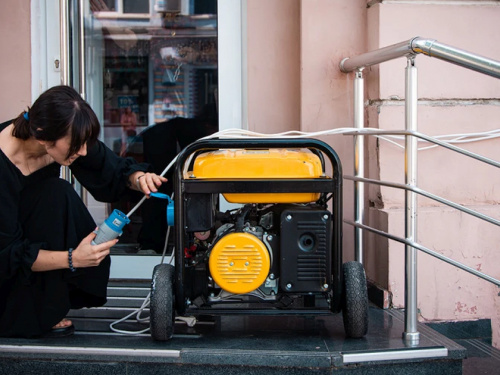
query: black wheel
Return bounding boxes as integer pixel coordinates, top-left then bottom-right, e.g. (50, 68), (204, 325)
(342, 261), (369, 338)
(150, 263), (175, 341)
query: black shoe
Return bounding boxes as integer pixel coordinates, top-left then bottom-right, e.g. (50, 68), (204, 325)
(42, 324), (75, 338)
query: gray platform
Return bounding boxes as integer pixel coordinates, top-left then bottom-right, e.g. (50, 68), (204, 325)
(0, 281), (466, 374)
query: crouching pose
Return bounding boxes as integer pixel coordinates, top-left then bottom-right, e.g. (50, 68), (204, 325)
(0, 85), (166, 338)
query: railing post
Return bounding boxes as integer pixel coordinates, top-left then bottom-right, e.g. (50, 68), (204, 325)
(354, 69), (365, 264)
(403, 57), (420, 344)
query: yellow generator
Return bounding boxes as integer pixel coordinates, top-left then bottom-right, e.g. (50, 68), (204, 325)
(150, 138), (368, 341)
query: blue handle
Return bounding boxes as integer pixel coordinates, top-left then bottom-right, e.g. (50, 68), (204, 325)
(150, 192), (171, 200)
(150, 192), (175, 226)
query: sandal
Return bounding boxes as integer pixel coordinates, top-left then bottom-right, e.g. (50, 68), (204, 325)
(42, 318), (75, 338)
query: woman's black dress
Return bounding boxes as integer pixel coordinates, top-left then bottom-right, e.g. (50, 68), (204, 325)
(0, 120), (149, 338)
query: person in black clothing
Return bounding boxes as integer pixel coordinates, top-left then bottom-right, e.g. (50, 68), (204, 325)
(0, 85), (166, 338)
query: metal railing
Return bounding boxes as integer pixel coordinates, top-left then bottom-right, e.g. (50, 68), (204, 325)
(340, 37), (500, 344)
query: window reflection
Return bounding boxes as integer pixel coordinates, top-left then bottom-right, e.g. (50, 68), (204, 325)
(123, 0), (149, 14)
(89, 0), (218, 252)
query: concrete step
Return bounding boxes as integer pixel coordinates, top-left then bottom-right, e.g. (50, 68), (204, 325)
(0, 282), (467, 375)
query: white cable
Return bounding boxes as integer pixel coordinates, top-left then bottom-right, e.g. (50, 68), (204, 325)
(109, 291), (152, 335)
(374, 128), (500, 151)
(111, 125), (499, 335)
(110, 198), (172, 334)
(110, 191), (184, 335)
(126, 157), (179, 218)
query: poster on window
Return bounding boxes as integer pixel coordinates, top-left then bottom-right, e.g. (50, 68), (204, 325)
(117, 95), (139, 113)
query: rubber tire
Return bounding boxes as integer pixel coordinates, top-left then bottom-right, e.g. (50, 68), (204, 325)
(150, 263), (175, 341)
(342, 261), (369, 338)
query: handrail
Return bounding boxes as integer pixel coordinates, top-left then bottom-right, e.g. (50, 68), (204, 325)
(340, 37), (500, 79)
(345, 220), (500, 287)
(340, 37), (499, 345)
(344, 129), (500, 169)
(345, 175), (500, 228)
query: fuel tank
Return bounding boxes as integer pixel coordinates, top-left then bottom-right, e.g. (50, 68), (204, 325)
(188, 148), (325, 203)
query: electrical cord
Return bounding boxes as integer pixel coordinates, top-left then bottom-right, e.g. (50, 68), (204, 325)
(110, 125), (499, 335)
(109, 214), (178, 335)
(126, 126), (499, 218)
(374, 128), (500, 151)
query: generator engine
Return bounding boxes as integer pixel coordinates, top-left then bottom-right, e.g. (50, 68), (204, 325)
(206, 205), (332, 297)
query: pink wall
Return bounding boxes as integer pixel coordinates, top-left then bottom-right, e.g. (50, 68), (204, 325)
(300, 0), (368, 260)
(246, 0), (301, 134)
(0, 0), (31, 117)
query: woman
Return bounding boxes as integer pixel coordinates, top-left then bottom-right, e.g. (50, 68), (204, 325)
(0, 85), (167, 338)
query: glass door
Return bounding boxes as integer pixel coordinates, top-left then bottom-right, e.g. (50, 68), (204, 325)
(78, 0), (219, 269)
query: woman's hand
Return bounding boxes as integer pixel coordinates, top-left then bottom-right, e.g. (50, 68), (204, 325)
(71, 232), (117, 268)
(129, 171), (168, 195)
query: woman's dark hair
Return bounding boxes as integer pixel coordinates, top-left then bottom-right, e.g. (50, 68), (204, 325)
(12, 85), (100, 159)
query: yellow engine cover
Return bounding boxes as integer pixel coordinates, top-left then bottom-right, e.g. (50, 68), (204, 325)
(209, 232), (271, 294)
(188, 148), (324, 203)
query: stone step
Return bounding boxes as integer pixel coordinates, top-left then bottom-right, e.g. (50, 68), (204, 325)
(0, 281), (468, 375)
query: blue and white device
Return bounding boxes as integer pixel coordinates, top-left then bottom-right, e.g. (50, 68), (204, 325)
(92, 209), (131, 245)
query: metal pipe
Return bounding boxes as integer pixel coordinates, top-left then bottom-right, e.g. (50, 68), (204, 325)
(343, 129), (500, 169)
(404, 57), (419, 344)
(344, 176), (500, 228)
(412, 38), (500, 79)
(340, 39), (414, 73)
(344, 220), (500, 287)
(354, 70), (365, 263)
(340, 37), (500, 79)
(0, 344), (180, 358)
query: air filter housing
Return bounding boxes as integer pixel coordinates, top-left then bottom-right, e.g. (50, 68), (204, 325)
(209, 232), (271, 294)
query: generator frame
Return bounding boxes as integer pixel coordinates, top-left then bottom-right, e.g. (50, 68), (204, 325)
(173, 138), (344, 317)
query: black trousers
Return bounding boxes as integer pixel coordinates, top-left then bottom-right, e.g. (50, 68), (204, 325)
(0, 177), (110, 338)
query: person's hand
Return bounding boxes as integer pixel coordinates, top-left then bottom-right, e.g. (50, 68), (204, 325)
(133, 172), (168, 195)
(72, 232), (117, 268)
